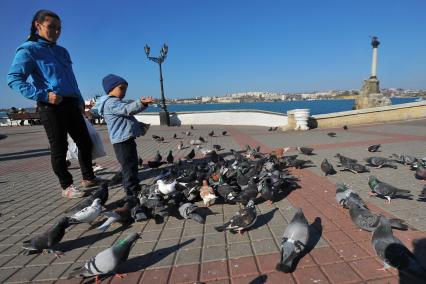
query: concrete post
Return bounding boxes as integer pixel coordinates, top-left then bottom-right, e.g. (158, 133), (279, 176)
(371, 47), (378, 78)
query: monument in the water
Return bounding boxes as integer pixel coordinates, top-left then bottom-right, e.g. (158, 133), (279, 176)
(354, 36), (391, 110)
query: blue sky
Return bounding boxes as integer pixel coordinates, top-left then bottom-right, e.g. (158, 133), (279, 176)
(1, 0), (425, 108)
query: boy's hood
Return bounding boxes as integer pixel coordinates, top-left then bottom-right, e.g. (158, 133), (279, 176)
(91, 95), (112, 116)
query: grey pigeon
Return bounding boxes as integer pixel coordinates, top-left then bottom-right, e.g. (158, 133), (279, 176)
(276, 208), (309, 273)
(335, 153), (357, 165)
(98, 199), (134, 232)
(367, 144), (381, 152)
(214, 200), (257, 233)
(389, 153), (417, 166)
(419, 185), (426, 201)
(258, 177), (274, 205)
(22, 216), (70, 256)
(368, 176), (413, 203)
(217, 184), (238, 203)
(365, 157), (397, 169)
(321, 159), (336, 176)
(327, 132), (337, 137)
(68, 233), (139, 282)
(335, 183), (367, 209)
(178, 203), (204, 224)
(297, 147), (314, 155)
(372, 216), (426, 280)
(340, 161), (369, 174)
(347, 199), (408, 232)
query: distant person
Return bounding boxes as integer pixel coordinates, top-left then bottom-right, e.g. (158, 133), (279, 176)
(7, 10), (98, 198)
(18, 108), (27, 125)
(91, 74), (154, 198)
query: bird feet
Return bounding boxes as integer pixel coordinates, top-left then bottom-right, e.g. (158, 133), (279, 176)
(114, 273), (127, 279)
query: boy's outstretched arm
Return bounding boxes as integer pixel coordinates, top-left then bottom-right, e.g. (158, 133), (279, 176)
(108, 96), (155, 117)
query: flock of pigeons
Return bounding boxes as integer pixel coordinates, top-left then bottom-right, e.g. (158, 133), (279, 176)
(19, 125), (426, 282)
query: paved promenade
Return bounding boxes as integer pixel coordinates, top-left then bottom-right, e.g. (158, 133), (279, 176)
(0, 119), (425, 283)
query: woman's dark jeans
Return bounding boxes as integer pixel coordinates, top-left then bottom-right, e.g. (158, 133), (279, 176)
(38, 97), (95, 189)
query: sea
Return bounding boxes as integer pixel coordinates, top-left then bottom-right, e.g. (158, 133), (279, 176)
(0, 98), (417, 119)
(145, 98), (417, 115)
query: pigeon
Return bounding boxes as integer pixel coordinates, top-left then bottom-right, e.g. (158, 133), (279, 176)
(343, 125), (348, 130)
(340, 161), (370, 174)
(173, 133), (177, 139)
(208, 130), (214, 137)
(199, 180), (217, 206)
(138, 156), (143, 168)
(109, 172), (122, 186)
(212, 144), (223, 151)
(190, 125), (194, 130)
(268, 127), (273, 131)
(152, 135), (164, 142)
(297, 147), (314, 155)
(69, 198), (102, 224)
(258, 178), (274, 205)
(66, 183), (109, 213)
(235, 180), (259, 205)
(178, 203), (204, 224)
(222, 131), (227, 136)
(177, 141), (184, 150)
(214, 200), (257, 233)
(156, 179), (176, 195)
(210, 150), (219, 164)
(97, 199), (134, 232)
(289, 159), (312, 169)
(185, 131), (191, 136)
(372, 216), (426, 280)
(22, 216), (70, 256)
(199, 136), (206, 143)
(321, 159), (336, 176)
(365, 157), (397, 169)
(335, 153), (357, 165)
(166, 150), (174, 164)
(346, 199), (408, 232)
(335, 183), (367, 209)
(272, 127), (278, 131)
(327, 132), (337, 137)
(217, 184), (238, 203)
(153, 151), (162, 163)
(190, 139), (203, 145)
(185, 149), (195, 161)
(276, 208), (309, 273)
(389, 154), (417, 166)
(414, 161), (426, 180)
(68, 233), (139, 283)
(368, 176), (413, 203)
(418, 185), (426, 201)
(367, 144), (381, 152)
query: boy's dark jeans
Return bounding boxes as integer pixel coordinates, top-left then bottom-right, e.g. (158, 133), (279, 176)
(38, 98), (95, 189)
(113, 138), (140, 197)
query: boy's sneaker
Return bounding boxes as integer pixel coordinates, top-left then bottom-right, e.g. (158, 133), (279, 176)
(62, 184), (85, 199)
(81, 178), (100, 188)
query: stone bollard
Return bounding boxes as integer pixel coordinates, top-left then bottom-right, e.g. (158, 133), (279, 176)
(293, 109), (310, 130)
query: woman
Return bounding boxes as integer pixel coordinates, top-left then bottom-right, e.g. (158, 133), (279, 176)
(7, 10), (98, 198)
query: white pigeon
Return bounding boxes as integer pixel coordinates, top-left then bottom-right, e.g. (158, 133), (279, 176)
(156, 179), (177, 195)
(196, 146), (213, 156)
(97, 211), (120, 232)
(69, 198), (102, 224)
(190, 139), (203, 145)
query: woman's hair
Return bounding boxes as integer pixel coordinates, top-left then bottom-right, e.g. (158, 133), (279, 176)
(27, 10), (60, 42)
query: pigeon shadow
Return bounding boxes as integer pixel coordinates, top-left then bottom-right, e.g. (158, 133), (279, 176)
(249, 274), (268, 284)
(58, 226), (128, 252)
(119, 238), (195, 273)
(290, 217), (323, 272)
(251, 208), (278, 230)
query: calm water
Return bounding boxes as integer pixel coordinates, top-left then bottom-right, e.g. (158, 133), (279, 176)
(145, 98), (416, 115)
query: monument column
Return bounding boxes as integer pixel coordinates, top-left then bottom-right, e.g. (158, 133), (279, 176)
(370, 36), (380, 79)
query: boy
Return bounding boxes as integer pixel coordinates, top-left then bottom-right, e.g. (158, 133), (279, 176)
(92, 74), (154, 198)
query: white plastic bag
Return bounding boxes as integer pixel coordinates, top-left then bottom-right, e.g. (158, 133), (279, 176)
(84, 118), (106, 159)
(66, 118), (106, 160)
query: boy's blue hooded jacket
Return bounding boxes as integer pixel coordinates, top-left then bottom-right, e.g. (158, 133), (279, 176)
(91, 95), (147, 144)
(7, 37), (84, 105)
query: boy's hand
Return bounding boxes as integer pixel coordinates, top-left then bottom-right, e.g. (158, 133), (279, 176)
(140, 96), (155, 105)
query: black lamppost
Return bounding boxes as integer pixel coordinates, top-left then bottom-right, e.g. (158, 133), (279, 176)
(144, 43), (170, 126)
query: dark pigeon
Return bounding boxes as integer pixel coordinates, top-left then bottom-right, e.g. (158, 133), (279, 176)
(335, 153), (357, 165)
(365, 157), (397, 169)
(214, 200), (257, 233)
(327, 132), (337, 137)
(22, 216), (70, 256)
(166, 150), (174, 164)
(367, 144), (381, 152)
(178, 203), (204, 224)
(335, 183), (367, 209)
(297, 147), (314, 155)
(66, 183), (109, 213)
(185, 149), (195, 161)
(321, 158), (336, 176)
(340, 161), (369, 174)
(368, 176), (413, 203)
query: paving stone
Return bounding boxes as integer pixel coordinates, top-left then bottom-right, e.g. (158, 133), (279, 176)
(175, 248), (201, 265)
(292, 265), (331, 284)
(0, 268), (20, 283)
(169, 264), (199, 283)
(140, 267), (171, 284)
(228, 242), (253, 258)
(32, 263), (71, 281)
(251, 239), (279, 255)
(229, 256), (258, 278)
(204, 232), (226, 246)
(200, 260), (229, 282)
(4, 265), (46, 283)
(321, 262), (362, 283)
(349, 258), (392, 281)
(203, 245), (227, 262)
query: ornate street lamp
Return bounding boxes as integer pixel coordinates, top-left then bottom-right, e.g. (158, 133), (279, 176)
(144, 43), (170, 126)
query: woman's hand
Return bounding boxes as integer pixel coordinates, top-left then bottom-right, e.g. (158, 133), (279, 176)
(48, 92), (63, 105)
(140, 96), (155, 105)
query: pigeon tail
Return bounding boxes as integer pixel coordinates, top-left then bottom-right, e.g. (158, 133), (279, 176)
(67, 266), (90, 278)
(389, 218), (409, 231)
(275, 262), (293, 273)
(68, 217), (83, 225)
(395, 189), (413, 197)
(214, 222), (231, 232)
(189, 213), (205, 224)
